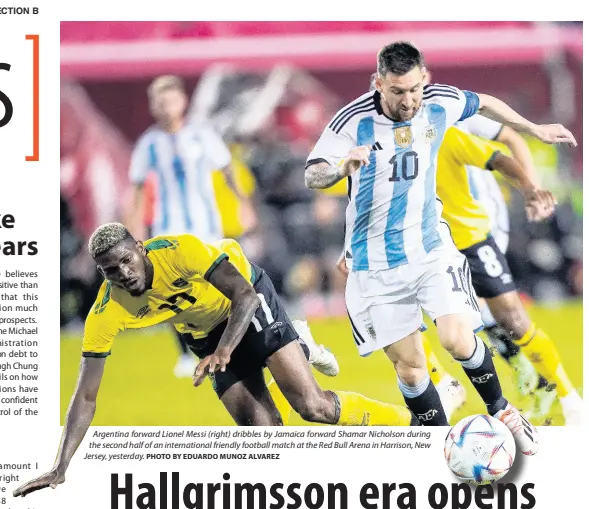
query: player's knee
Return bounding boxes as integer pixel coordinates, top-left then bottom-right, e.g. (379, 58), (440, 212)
(493, 308), (530, 340)
(395, 361), (428, 387)
(438, 321), (474, 359)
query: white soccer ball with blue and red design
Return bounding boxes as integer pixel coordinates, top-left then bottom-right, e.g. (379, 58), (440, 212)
(444, 414), (516, 485)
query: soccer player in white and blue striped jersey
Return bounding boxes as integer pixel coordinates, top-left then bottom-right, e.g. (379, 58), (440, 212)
(306, 42), (576, 453)
(129, 75), (235, 244)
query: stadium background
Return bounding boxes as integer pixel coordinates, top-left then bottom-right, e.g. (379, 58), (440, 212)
(59, 21), (583, 426)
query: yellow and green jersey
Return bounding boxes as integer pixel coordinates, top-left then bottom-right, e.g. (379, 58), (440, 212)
(82, 234), (253, 357)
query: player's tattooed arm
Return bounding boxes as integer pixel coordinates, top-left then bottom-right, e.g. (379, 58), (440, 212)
(193, 260), (260, 386)
(304, 161), (348, 189)
(305, 146), (371, 189)
(13, 357), (106, 497)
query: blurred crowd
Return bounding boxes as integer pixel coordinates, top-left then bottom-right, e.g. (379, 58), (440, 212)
(60, 66), (583, 328)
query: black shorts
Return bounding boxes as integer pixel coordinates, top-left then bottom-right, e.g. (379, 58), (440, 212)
(181, 263), (305, 398)
(460, 236), (516, 299)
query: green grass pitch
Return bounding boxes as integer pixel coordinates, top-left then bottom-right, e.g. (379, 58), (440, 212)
(60, 302), (582, 426)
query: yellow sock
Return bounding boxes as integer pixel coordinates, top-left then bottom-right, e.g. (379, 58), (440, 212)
(514, 324), (574, 397)
(267, 378), (293, 425)
(422, 336), (447, 386)
(334, 391), (413, 426)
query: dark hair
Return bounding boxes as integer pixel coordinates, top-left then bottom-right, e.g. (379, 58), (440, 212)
(377, 41), (424, 77)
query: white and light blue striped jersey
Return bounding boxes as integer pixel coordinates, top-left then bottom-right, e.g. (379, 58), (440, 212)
(455, 115), (510, 239)
(307, 84), (480, 271)
(129, 123), (232, 242)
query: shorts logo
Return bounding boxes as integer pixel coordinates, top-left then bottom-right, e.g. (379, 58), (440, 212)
(270, 321), (283, 330)
(172, 278), (189, 288)
(394, 126), (412, 148)
(471, 373), (494, 384)
(417, 409), (438, 422)
(364, 322), (376, 340)
(136, 305), (150, 319)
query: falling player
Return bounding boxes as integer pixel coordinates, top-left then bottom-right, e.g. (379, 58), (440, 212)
(14, 224), (417, 497)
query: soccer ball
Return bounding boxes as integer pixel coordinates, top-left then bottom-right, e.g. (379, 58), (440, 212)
(444, 414), (516, 485)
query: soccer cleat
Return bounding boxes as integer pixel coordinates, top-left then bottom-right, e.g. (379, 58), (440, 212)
(174, 354), (198, 378)
(508, 353), (539, 397)
(436, 374), (467, 421)
(495, 403), (540, 456)
(292, 319), (339, 377)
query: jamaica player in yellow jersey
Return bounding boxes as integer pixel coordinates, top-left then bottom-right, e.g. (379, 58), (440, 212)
(435, 127), (582, 425)
(14, 224), (417, 498)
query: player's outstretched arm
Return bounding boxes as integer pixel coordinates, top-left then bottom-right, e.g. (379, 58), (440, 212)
(13, 357), (106, 498)
(304, 146), (371, 189)
(477, 94), (577, 147)
(490, 153), (556, 222)
(193, 260), (260, 386)
(496, 126), (540, 187)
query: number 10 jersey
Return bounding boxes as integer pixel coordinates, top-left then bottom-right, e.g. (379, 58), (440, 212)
(306, 85), (480, 271)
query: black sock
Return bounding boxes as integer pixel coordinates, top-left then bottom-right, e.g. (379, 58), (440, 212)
(485, 325), (520, 361)
(460, 336), (507, 416)
(400, 379), (449, 426)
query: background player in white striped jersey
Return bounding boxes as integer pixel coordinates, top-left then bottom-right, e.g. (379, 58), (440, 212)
(306, 41), (576, 453)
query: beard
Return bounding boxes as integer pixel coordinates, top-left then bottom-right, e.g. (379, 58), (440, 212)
(381, 95), (419, 122)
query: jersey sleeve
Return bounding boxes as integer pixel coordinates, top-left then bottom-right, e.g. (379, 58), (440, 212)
(423, 83), (480, 128)
(173, 234), (229, 281)
(81, 282), (125, 357)
(456, 114), (503, 140)
(445, 127), (500, 171)
(200, 126), (232, 170)
(129, 135), (152, 185)
(306, 124), (355, 169)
